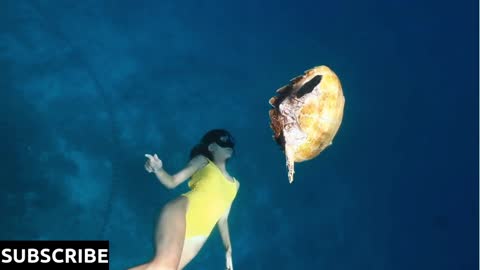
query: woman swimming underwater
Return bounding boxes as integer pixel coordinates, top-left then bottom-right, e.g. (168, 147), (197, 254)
(129, 129), (240, 270)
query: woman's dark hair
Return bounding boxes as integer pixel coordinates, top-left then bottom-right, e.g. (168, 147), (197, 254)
(189, 129), (235, 161)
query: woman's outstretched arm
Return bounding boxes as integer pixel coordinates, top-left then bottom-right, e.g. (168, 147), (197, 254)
(218, 206), (234, 270)
(218, 206), (232, 252)
(145, 154), (208, 189)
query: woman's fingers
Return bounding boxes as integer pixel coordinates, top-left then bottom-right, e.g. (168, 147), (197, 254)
(145, 153), (162, 171)
(145, 163), (153, 172)
(146, 153), (161, 162)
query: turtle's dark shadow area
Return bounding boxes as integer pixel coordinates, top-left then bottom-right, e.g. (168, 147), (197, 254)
(296, 75), (322, 98)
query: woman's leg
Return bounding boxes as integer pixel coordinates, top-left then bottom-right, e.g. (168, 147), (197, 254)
(128, 196), (189, 270)
(177, 236), (208, 270)
(151, 196), (189, 268)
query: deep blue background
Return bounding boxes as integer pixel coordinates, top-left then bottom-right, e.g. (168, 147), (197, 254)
(1, 0), (478, 269)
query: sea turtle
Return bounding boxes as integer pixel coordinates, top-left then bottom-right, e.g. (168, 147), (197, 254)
(268, 65), (345, 183)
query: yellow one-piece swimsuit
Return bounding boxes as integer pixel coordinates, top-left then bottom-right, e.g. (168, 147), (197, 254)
(181, 159), (239, 239)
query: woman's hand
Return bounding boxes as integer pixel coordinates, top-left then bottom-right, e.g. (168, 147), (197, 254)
(225, 249), (233, 270)
(144, 154), (163, 173)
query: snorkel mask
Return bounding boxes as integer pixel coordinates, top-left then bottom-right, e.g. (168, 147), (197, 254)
(215, 133), (235, 149)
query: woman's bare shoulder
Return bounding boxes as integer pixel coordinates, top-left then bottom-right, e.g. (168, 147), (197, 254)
(188, 154), (209, 168)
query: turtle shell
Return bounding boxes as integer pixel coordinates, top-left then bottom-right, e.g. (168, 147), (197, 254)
(269, 65), (345, 183)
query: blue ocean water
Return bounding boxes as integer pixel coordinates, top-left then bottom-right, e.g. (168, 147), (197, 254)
(1, 0), (478, 269)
